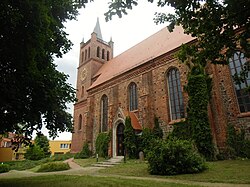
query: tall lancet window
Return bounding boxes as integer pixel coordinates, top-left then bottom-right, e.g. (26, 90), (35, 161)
(100, 95), (108, 132)
(97, 46), (100, 58)
(78, 114), (82, 130)
(167, 68), (185, 120)
(229, 52), (250, 113)
(129, 82), (138, 111)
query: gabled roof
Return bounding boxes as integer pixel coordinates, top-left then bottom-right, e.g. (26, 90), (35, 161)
(89, 26), (194, 90)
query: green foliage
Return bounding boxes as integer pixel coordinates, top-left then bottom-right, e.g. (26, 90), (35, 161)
(124, 117), (137, 159)
(0, 164), (10, 173)
(170, 120), (191, 140)
(24, 145), (45, 160)
(37, 162), (70, 172)
(0, 0), (77, 139)
(35, 134), (51, 157)
(152, 117), (163, 139)
(75, 142), (92, 159)
(95, 132), (110, 158)
(186, 67), (215, 160)
(147, 139), (207, 175)
(226, 124), (250, 159)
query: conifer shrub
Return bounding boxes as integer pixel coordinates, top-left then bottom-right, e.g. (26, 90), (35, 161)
(24, 145), (45, 160)
(153, 117), (163, 139)
(147, 139), (207, 175)
(0, 164), (10, 173)
(95, 132), (110, 158)
(37, 162), (70, 172)
(75, 142), (92, 159)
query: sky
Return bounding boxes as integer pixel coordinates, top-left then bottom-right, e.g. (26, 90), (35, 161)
(48, 0), (173, 140)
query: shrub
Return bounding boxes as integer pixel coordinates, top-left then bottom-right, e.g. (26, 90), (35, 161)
(37, 162), (70, 172)
(24, 145), (45, 160)
(226, 124), (250, 159)
(138, 128), (155, 158)
(153, 117), (163, 139)
(124, 117), (137, 159)
(0, 164), (10, 173)
(75, 142), (92, 159)
(170, 120), (191, 140)
(95, 132), (110, 158)
(147, 139), (207, 175)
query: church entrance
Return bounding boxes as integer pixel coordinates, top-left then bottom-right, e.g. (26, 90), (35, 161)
(116, 123), (125, 156)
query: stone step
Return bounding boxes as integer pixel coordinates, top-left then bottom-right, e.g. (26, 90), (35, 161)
(92, 163), (114, 167)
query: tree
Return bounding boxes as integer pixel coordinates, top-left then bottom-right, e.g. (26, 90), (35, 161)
(124, 117), (137, 158)
(35, 134), (51, 157)
(24, 145), (45, 160)
(0, 1), (79, 139)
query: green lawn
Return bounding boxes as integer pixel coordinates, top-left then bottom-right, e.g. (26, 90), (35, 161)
(0, 175), (200, 187)
(99, 159), (250, 184)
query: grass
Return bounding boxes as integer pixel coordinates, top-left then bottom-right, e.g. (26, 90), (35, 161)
(3, 153), (75, 171)
(0, 175), (200, 187)
(74, 157), (106, 167)
(99, 159), (250, 184)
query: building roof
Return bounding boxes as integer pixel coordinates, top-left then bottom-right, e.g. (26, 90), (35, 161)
(89, 26), (194, 90)
(93, 17), (103, 40)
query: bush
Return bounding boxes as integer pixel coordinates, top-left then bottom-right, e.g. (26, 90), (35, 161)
(24, 145), (45, 160)
(153, 117), (163, 139)
(95, 132), (110, 158)
(37, 162), (70, 172)
(0, 164), (10, 173)
(226, 124), (250, 159)
(147, 139), (207, 175)
(170, 121), (191, 140)
(75, 142), (92, 159)
(124, 117), (137, 159)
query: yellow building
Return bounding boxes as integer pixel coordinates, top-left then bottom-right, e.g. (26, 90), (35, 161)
(49, 140), (71, 155)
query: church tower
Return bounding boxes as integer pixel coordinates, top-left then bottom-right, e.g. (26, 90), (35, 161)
(71, 18), (114, 153)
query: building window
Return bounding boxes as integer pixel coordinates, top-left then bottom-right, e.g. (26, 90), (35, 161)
(78, 114), (82, 130)
(81, 86), (84, 98)
(85, 49), (87, 60)
(88, 47), (90, 58)
(229, 52), (250, 113)
(129, 82), (138, 111)
(167, 68), (185, 120)
(97, 46), (100, 58)
(100, 95), (108, 132)
(107, 51), (110, 61)
(60, 144), (69, 149)
(81, 51), (84, 62)
(102, 49), (105, 59)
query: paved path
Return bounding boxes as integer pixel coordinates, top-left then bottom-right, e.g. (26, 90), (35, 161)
(1, 158), (250, 187)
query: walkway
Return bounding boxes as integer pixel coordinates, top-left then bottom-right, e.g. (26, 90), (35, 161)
(0, 158), (250, 187)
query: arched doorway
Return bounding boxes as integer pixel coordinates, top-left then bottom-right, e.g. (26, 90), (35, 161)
(116, 123), (125, 156)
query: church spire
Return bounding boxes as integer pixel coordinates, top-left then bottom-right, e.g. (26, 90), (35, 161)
(93, 17), (103, 40)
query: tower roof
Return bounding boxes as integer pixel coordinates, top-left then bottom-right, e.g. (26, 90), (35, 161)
(93, 17), (103, 40)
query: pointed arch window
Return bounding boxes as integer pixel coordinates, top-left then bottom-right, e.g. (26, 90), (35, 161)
(97, 46), (100, 58)
(88, 47), (90, 58)
(78, 114), (82, 130)
(129, 82), (138, 111)
(85, 49), (87, 60)
(102, 49), (105, 59)
(167, 68), (185, 120)
(81, 51), (84, 63)
(107, 51), (110, 61)
(101, 95), (108, 132)
(229, 52), (250, 113)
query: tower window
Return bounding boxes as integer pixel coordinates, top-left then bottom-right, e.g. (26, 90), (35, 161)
(85, 49), (87, 60)
(81, 51), (84, 63)
(107, 51), (110, 61)
(102, 49), (105, 59)
(81, 86), (84, 98)
(88, 47), (90, 58)
(78, 114), (82, 130)
(167, 68), (185, 120)
(97, 46), (100, 58)
(100, 95), (108, 132)
(229, 52), (250, 113)
(128, 82), (138, 111)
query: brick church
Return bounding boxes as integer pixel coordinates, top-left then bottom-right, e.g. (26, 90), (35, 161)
(71, 19), (250, 157)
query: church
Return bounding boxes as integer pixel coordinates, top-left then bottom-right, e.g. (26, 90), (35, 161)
(71, 19), (250, 157)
